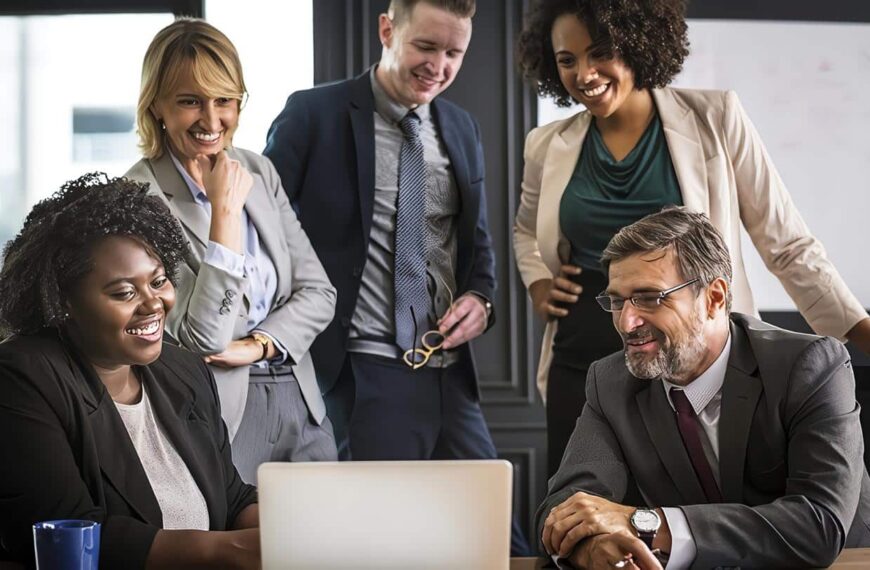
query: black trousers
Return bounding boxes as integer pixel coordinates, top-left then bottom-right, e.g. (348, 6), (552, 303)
(547, 269), (623, 477)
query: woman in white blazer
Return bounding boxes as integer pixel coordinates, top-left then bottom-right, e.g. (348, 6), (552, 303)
(126, 19), (338, 482)
(514, 0), (870, 476)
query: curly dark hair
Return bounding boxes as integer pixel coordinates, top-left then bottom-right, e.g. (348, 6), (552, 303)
(517, 0), (690, 107)
(0, 173), (189, 335)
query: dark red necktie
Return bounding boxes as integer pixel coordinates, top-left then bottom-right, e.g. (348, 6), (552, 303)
(670, 388), (724, 503)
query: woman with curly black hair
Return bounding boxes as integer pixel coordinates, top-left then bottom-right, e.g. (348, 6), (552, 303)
(0, 173), (260, 569)
(514, 0), (870, 476)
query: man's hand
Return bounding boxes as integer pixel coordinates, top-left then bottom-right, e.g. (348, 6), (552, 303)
(204, 338), (262, 368)
(573, 532), (663, 570)
(438, 294), (489, 349)
(542, 492), (635, 558)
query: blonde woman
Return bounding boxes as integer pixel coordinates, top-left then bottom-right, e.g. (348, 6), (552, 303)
(127, 19), (338, 482)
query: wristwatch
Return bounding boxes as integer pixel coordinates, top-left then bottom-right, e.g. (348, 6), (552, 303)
(630, 508), (661, 549)
(250, 332), (270, 361)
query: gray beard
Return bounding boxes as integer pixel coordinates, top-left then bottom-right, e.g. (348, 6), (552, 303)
(624, 310), (707, 384)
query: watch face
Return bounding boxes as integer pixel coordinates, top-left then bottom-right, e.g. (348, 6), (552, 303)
(631, 509), (661, 533)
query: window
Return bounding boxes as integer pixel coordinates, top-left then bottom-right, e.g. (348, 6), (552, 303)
(0, 2), (314, 249)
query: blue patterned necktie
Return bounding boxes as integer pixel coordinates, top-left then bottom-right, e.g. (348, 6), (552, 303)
(394, 111), (430, 351)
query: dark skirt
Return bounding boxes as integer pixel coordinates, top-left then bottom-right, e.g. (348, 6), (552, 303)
(546, 269), (623, 477)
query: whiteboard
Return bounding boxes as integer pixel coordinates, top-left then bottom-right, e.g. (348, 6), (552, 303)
(537, 19), (870, 310)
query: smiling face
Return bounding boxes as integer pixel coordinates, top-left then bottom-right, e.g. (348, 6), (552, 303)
(375, 2), (472, 108)
(65, 236), (176, 370)
(151, 64), (241, 161)
(550, 13), (641, 120)
(606, 248), (724, 385)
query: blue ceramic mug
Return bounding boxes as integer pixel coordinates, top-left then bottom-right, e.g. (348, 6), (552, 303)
(33, 520), (100, 570)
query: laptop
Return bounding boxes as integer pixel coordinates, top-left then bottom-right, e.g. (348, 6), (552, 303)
(257, 460), (513, 570)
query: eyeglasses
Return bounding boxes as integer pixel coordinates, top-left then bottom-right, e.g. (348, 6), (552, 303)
(595, 278), (701, 312)
(403, 276), (454, 370)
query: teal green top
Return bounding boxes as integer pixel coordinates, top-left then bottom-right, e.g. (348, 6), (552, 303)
(559, 113), (683, 271)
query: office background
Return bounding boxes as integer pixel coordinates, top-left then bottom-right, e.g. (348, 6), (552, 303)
(3, 0), (869, 541)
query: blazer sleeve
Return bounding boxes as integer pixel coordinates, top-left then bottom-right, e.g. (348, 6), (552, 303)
(168, 250), (248, 355)
(0, 354), (158, 569)
(250, 157), (336, 364)
(682, 337), (863, 568)
(513, 125), (556, 289)
(263, 91), (311, 205)
(533, 361), (632, 552)
(724, 91), (867, 339)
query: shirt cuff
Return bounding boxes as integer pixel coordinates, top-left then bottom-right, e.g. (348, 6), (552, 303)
(252, 330), (289, 366)
(204, 240), (245, 278)
(661, 507), (697, 569)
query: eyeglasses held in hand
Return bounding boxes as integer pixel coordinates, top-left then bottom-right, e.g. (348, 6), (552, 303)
(403, 276), (454, 370)
(595, 278), (700, 312)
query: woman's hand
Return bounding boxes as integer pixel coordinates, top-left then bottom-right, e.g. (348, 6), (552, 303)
(204, 338), (265, 368)
(529, 265), (583, 321)
(183, 151), (253, 253)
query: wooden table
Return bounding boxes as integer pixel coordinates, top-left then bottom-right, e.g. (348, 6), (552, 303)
(509, 548), (870, 569)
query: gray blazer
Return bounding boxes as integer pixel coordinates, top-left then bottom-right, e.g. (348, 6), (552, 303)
(537, 313), (870, 568)
(126, 148), (337, 440)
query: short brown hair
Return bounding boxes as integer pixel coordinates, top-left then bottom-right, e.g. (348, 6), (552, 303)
(137, 18), (246, 159)
(389, 0), (476, 25)
(601, 207), (733, 312)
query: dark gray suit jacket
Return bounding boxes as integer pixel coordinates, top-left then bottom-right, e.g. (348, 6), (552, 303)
(536, 313), (870, 568)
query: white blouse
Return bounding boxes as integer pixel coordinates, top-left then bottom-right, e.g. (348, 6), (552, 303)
(115, 384), (210, 530)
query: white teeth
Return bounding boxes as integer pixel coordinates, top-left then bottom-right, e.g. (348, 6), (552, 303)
(583, 84), (608, 97)
(192, 131), (220, 142)
(126, 321), (160, 336)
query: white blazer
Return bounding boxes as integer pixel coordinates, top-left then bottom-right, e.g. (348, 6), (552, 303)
(513, 87), (867, 400)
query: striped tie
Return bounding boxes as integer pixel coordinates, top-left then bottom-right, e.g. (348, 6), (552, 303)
(394, 111), (430, 351)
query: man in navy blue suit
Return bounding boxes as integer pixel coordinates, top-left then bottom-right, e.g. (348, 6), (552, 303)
(264, 0), (506, 477)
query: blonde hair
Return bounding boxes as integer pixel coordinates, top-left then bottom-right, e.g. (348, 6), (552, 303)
(137, 18), (247, 159)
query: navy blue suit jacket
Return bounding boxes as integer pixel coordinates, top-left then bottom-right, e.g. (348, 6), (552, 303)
(264, 71), (496, 394)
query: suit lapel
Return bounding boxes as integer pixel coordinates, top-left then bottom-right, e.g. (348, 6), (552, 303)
(142, 364), (222, 529)
(349, 73), (376, 245)
(718, 321), (762, 503)
(636, 382), (708, 505)
(539, 113), (590, 272)
(65, 346), (164, 526)
(653, 89), (710, 215)
(150, 152), (211, 250)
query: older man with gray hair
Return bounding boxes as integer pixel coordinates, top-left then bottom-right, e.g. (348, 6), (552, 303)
(537, 207), (870, 569)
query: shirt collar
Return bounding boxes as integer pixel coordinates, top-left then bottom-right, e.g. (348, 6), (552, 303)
(663, 332), (732, 415)
(167, 148), (209, 206)
(369, 65), (431, 125)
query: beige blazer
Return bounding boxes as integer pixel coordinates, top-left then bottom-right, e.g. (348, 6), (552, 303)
(126, 148), (336, 439)
(513, 87), (867, 400)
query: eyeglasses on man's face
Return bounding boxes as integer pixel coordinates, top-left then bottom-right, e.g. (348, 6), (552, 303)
(595, 277), (701, 312)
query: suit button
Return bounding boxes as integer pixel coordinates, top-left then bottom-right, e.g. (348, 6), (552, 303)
(225, 289), (236, 300)
(352, 266), (362, 277)
(340, 316), (350, 327)
(219, 306), (230, 315)
(221, 298), (232, 308)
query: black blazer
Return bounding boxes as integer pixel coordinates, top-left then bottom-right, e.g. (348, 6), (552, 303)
(263, 70), (497, 395)
(0, 330), (257, 569)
